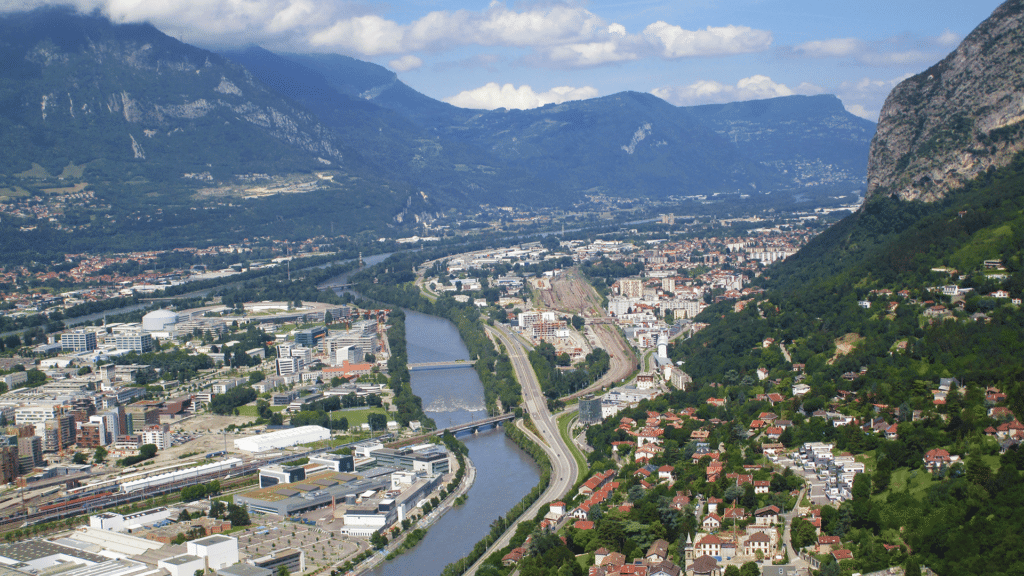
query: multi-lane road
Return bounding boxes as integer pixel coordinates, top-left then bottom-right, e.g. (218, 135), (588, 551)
(463, 325), (579, 576)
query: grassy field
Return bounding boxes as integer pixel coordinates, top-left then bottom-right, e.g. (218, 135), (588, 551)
(873, 467), (934, 502)
(557, 412), (589, 485)
(236, 405), (286, 416)
(334, 407), (390, 428)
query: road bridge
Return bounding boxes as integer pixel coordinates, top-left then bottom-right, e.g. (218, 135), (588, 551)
(437, 413), (516, 436)
(407, 360), (474, 371)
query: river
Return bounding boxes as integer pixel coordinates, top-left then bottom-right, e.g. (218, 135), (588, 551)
(364, 309), (540, 576)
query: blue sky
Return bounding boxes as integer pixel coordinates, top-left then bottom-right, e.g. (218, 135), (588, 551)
(4, 0), (1005, 119)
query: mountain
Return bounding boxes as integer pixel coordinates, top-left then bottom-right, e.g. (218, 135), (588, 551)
(867, 0), (1024, 202)
(0, 8), (348, 182)
(0, 7), (878, 253)
(220, 47), (551, 208)
(662, 5), (1024, 571)
(688, 95), (876, 187)
(280, 51), (876, 198)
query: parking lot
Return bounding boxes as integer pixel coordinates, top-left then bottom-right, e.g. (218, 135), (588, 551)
(236, 518), (364, 572)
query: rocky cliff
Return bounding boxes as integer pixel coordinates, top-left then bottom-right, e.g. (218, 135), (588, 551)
(867, 0), (1024, 202)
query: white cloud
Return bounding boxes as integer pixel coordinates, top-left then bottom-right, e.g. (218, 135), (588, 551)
(845, 104), (876, 121)
(790, 33), (959, 68)
(309, 15), (405, 55)
(443, 82), (598, 110)
(548, 41), (638, 66)
(643, 23), (772, 58)
(652, 75), (820, 106)
(388, 55), (422, 72)
(936, 29), (960, 46)
(794, 38), (862, 58)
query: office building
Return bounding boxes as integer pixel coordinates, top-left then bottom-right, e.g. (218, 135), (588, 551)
(578, 395), (604, 425)
(125, 405), (159, 434)
(114, 332), (153, 353)
(62, 330), (98, 352)
(250, 548), (304, 575)
(294, 326), (328, 349)
(258, 465), (306, 488)
(17, 435), (41, 474)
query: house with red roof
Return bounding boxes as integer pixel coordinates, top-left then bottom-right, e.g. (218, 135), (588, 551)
(694, 534), (724, 557)
(923, 448), (959, 473)
(832, 549), (854, 561)
(502, 547), (526, 566)
(702, 513), (722, 532)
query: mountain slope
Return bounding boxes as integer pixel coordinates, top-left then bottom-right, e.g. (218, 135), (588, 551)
(222, 47), (552, 207)
(437, 91), (788, 198)
(687, 95), (876, 186)
(867, 0), (1024, 202)
(0, 8), (347, 181)
(267, 52), (875, 201)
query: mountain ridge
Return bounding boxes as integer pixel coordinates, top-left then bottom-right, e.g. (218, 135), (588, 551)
(867, 0), (1024, 202)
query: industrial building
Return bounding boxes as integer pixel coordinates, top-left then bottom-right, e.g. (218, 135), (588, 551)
(119, 458), (242, 493)
(258, 465), (306, 488)
(187, 535), (239, 571)
(309, 454), (354, 473)
(367, 444), (451, 477)
(235, 468), (395, 516)
(250, 549), (305, 575)
(89, 507), (173, 532)
(233, 426), (330, 453)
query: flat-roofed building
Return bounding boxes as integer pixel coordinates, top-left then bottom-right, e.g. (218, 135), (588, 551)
(250, 548), (304, 575)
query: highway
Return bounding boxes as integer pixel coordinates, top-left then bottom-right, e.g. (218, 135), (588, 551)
(464, 325), (579, 576)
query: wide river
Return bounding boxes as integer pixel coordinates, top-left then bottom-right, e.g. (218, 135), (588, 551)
(365, 309), (540, 576)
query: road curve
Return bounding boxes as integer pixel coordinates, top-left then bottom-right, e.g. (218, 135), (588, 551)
(463, 325), (579, 576)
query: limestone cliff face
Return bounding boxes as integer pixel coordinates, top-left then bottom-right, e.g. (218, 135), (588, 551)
(867, 0), (1024, 202)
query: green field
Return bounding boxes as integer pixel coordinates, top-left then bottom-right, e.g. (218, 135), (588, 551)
(334, 408), (390, 428)
(557, 411), (589, 485)
(873, 467), (934, 502)
(236, 405), (286, 416)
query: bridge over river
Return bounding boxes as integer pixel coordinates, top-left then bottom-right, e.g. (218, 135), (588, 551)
(407, 360), (475, 371)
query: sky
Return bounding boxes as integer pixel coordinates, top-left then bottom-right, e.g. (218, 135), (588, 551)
(1, 0), (1007, 120)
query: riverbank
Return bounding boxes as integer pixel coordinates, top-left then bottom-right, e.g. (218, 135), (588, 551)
(354, 442), (478, 574)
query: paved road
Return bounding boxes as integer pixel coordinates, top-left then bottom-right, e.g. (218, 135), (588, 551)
(463, 325), (579, 576)
(780, 487), (811, 571)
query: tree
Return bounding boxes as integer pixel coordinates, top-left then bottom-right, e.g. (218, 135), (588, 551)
(139, 444), (158, 458)
(740, 562), (760, 576)
(209, 500), (226, 518)
(324, 310), (333, 325)
(370, 531), (388, 549)
(72, 452), (88, 464)
(367, 413), (387, 431)
(93, 446), (108, 464)
(227, 503), (250, 526)
(790, 517), (816, 549)
(276, 566), (289, 576)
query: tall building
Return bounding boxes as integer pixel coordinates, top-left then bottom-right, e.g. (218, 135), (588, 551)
(276, 356), (304, 376)
(115, 332), (153, 353)
(61, 330), (97, 352)
(43, 414), (76, 452)
(125, 405), (159, 434)
(0, 441), (18, 484)
(619, 277), (644, 299)
(16, 435), (41, 474)
(294, 326), (328, 349)
(578, 395), (603, 425)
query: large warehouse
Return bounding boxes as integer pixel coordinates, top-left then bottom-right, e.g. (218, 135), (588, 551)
(233, 426), (331, 453)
